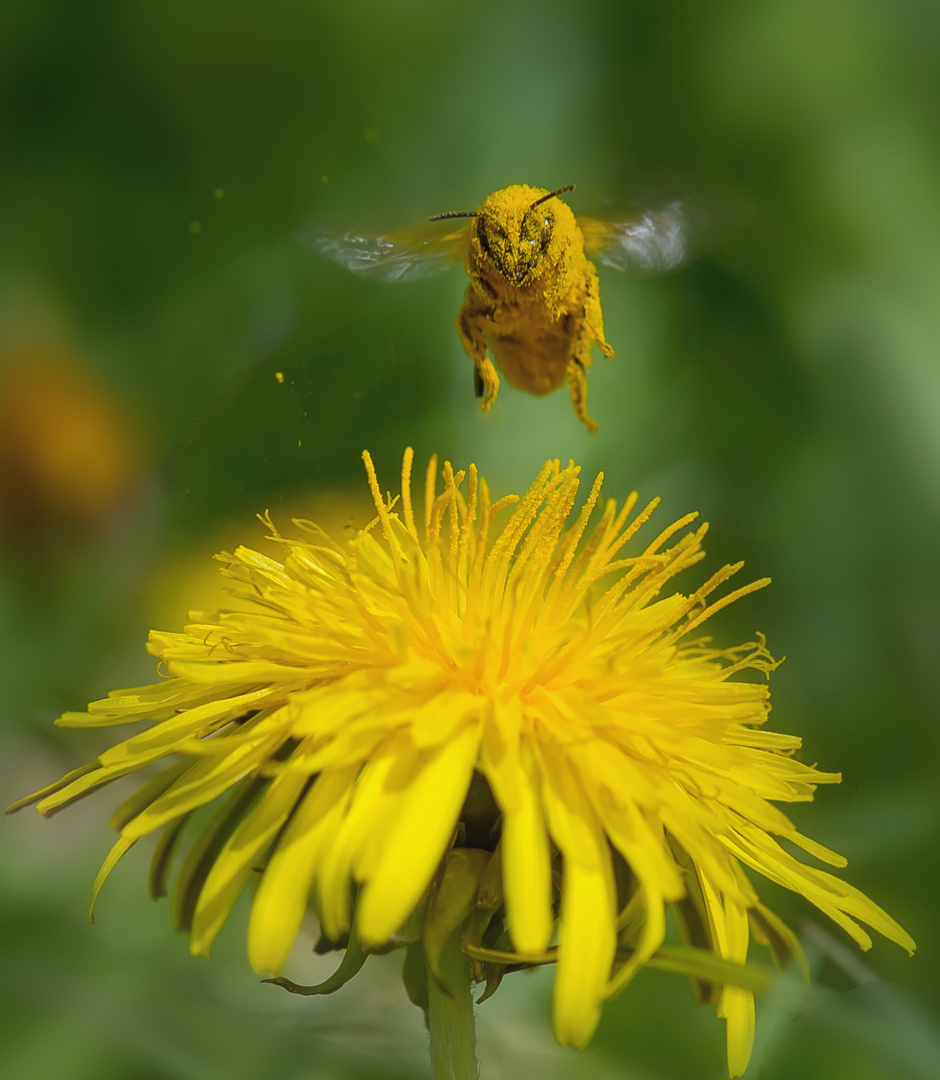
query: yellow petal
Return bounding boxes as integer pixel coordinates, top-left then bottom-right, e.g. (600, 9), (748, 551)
(497, 743), (553, 956)
(699, 866), (755, 1078)
(552, 854), (617, 1048)
(357, 723), (479, 946)
(190, 769), (308, 956)
(247, 764), (358, 974)
(121, 730), (284, 840)
(316, 736), (417, 940)
(538, 737), (616, 1048)
(88, 835), (137, 922)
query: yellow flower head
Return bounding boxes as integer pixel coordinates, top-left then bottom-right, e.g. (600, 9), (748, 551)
(10, 450), (914, 1077)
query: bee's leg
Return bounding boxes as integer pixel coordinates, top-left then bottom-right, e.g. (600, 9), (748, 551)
(474, 357), (500, 412)
(457, 305), (499, 413)
(566, 358), (597, 434)
(584, 266), (615, 359)
(562, 268), (609, 433)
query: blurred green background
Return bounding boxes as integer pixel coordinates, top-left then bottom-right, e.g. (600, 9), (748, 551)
(2, 0), (938, 1077)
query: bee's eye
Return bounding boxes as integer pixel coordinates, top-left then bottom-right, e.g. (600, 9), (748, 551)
(521, 212), (553, 253)
(478, 223), (493, 258)
(477, 218), (506, 260)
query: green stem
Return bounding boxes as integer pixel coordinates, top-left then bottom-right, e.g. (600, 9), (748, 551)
(427, 936), (480, 1080)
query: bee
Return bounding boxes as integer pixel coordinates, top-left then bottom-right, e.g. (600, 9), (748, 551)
(311, 183), (719, 433)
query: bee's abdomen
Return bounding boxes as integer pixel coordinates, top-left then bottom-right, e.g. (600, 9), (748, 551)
(488, 319), (575, 396)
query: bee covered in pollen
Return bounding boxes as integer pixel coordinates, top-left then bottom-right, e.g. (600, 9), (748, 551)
(312, 183), (721, 433)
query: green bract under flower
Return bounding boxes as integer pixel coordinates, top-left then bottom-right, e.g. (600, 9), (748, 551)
(9, 449), (915, 1078)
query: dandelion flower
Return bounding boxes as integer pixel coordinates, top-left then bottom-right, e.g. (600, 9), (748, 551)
(9, 450), (914, 1078)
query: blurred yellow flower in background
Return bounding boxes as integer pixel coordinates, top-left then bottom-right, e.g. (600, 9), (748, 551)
(0, 342), (146, 547)
(8, 449), (914, 1078)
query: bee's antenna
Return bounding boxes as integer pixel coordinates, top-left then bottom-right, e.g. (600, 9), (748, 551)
(529, 184), (575, 210)
(429, 210), (478, 222)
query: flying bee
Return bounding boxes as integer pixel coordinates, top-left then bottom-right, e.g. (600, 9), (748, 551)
(311, 183), (723, 433)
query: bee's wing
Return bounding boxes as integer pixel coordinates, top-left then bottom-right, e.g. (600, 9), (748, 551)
(581, 195), (733, 276)
(300, 222), (470, 283)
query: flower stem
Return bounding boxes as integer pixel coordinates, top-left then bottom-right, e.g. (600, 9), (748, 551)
(427, 936), (480, 1080)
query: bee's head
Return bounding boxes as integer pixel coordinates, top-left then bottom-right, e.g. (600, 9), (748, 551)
(431, 184), (577, 287)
